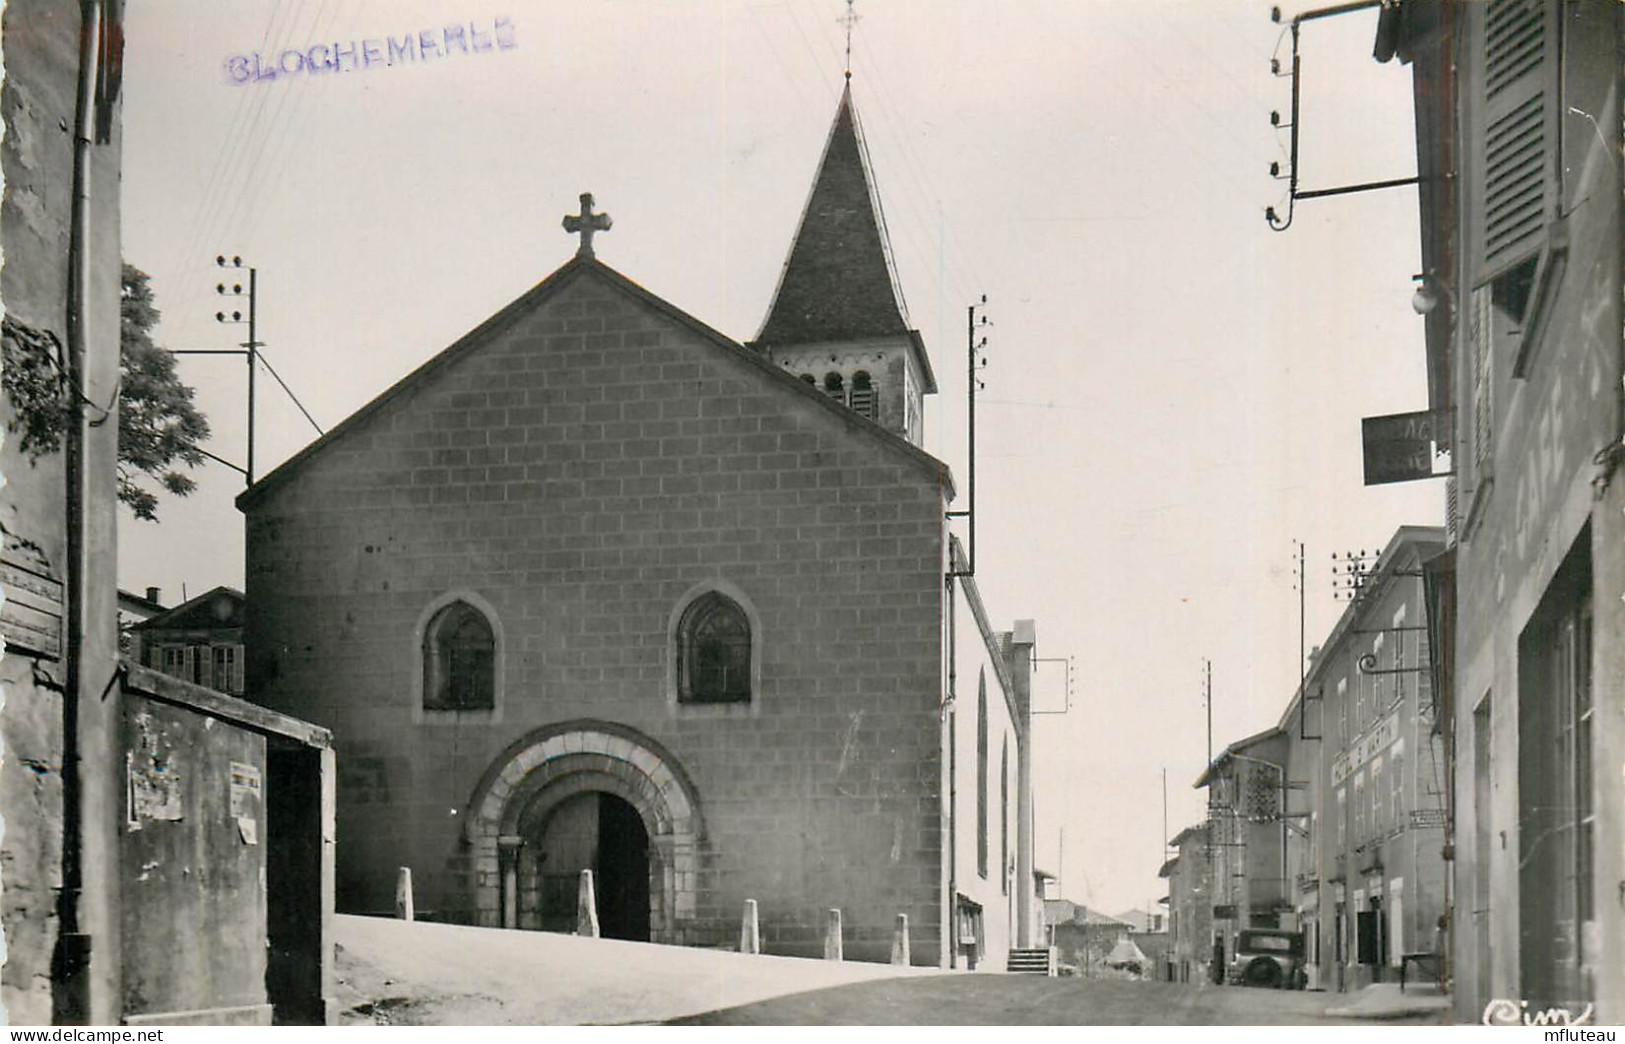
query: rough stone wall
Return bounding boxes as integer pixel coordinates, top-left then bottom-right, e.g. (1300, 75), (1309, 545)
(1, 1), (80, 1024)
(244, 264), (948, 963)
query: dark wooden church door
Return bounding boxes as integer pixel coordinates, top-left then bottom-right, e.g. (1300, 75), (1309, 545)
(533, 791), (650, 941)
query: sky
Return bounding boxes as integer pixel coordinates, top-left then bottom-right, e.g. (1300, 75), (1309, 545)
(118, 0), (1440, 917)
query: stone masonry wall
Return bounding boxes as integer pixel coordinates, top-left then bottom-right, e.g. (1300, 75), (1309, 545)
(243, 263), (948, 963)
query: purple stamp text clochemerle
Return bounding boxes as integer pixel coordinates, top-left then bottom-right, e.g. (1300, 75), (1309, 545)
(224, 17), (516, 85)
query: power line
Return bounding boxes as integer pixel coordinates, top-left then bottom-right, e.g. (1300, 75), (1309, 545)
(256, 349), (324, 436)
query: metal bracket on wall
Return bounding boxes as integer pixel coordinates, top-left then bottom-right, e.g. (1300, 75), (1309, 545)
(1356, 653), (1429, 677)
(1264, 0), (1421, 232)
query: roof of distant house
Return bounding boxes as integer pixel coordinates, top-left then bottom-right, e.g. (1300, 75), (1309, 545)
(1193, 724), (1285, 788)
(130, 586), (245, 633)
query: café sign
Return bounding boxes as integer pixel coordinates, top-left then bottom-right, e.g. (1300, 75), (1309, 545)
(1361, 409), (1450, 486)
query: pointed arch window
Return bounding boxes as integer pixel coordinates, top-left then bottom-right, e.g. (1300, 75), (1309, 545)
(677, 591), (752, 704)
(977, 668), (989, 879)
(423, 601), (495, 711)
(1000, 737), (1010, 895)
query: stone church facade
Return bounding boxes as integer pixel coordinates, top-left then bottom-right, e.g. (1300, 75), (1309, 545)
(238, 87), (1037, 965)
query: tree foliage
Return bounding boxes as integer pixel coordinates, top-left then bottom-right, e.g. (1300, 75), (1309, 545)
(118, 264), (210, 519)
(0, 263), (211, 521)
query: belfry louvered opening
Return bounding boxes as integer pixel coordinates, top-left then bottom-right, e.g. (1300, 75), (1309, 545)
(1479, 0), (1556, 281)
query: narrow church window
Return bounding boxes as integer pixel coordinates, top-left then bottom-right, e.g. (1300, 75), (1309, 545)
(677, 591), (752, 704)
(800, 374), (816, 385)
(1000, 738), (1009, 896)
(849, 371), (876, 420)
(423, 601), (496, 711)
(977, 668), (988, 879)
(823, 372), (845, 404)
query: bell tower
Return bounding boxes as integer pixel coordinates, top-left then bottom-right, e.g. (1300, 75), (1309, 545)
(748, 83), (936, 445)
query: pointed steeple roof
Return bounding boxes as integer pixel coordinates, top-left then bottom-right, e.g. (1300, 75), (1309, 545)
(756, 84), (910, 347)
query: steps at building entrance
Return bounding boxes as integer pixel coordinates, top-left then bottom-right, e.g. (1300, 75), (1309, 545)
(1007, 947), (1055, 975)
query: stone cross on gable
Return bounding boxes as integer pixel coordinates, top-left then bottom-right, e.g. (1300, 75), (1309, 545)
(563, 192), (612, 258)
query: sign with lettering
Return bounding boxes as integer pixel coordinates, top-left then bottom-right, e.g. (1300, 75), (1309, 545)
(1332, 711), (1401, 785)
(0, 552), (62, 659)
(1410, 808), (1447, 829)
(1362, 409), (1449, 486)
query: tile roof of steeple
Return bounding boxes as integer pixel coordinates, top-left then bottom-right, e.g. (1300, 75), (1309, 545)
(755, 84), (910, 348)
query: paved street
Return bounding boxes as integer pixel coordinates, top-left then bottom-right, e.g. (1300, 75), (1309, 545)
(336, 915), (1452, 1026)
(670, 976), (1452, 1026)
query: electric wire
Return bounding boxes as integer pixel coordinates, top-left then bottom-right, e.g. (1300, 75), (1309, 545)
(255, 349), (324, 436)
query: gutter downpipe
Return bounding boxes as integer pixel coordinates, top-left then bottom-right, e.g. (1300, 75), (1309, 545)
(54, 0), (103, 1024)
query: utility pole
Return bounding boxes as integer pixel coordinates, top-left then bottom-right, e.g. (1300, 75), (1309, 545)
(946, 297), (988, 576)
(1162, 767), (1169, 857)
(171, 255), (259, 483)
(219, 258), (259, 485)
(1205, 659), (1212, 771)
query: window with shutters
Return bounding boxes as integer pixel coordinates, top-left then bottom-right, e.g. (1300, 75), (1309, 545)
(212, 644), (245, 695)
(1354, 772), (1367, 842)
(1464, 283), (1498, 532)
(822, 372), (845, 404)
(161, 645), (185, 681)
(1371, 756), (1385, 833)
(1475, 0), (1567, 381)
(1478, 0), (1555, 281)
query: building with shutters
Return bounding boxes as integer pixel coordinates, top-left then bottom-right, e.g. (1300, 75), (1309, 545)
(237, 84), (1045, 968)
(131, 586), (248, 696)
(1372, 0), (1624, 1023)
(1275, 526), (1450, 995)
(1194, 727), (1291, 983)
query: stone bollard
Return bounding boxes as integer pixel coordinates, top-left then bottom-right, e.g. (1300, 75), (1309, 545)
(823, 908), (843, 962)
(395, 867), (414, 922)
(576, 869), (601, 938)
(740, 899), (761, 955)
(891, 913), (910, 966)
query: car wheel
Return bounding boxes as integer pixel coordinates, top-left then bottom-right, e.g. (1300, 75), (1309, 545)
(1242, 957), (1284, 989)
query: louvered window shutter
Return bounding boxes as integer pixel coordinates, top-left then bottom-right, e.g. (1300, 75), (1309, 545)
(231, 644), (246, 694)
(1477, 0), (1557, 283)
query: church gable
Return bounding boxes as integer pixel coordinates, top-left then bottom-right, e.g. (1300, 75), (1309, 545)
(239, 258), (950, 515)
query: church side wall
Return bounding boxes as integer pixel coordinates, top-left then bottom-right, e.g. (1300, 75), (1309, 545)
(244, 269), (947, 963)
(946, 579), (1020, 970)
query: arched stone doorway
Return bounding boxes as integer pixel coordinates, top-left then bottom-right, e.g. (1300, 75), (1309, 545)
(463, 721), (703, 944)
(521, 791), (651, 939)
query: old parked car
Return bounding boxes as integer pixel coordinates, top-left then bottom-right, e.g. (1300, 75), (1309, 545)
(1229, 929), (1306, 989)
